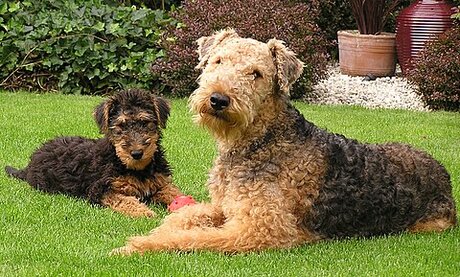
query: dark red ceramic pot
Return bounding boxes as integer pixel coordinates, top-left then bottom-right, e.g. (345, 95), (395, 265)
(395, 0), (455, 75)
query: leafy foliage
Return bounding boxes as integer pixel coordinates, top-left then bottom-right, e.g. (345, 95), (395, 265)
(407, 23), (460, 111)
(307, 0), (356, 58)
(0, 0), (173, 94)
(108, 0), (182, 10)
(151, 0), (330, 99)
(347, 0), (402, 35)
(452, 5), (460, 21)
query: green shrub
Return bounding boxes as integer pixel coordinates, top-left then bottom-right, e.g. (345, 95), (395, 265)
(452, 5), (460, 20)
(108, 0), (182, 10)
(151, 0), (330, 99)
(407, 23), (460, 111)
(309, 0), (356, 58)
(0, 0), (173, 94)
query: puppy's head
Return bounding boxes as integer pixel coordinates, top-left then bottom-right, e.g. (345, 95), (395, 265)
(94, 89), (170, 170)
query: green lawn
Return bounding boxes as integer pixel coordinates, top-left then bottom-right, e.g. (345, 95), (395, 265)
(0, 91), (459, 276)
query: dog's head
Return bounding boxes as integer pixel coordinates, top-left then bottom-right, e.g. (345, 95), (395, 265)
(189, 29), (304, 142)
(93, 89), (170, 170)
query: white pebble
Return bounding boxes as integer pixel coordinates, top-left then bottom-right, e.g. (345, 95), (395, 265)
(307, 65), (428, 111)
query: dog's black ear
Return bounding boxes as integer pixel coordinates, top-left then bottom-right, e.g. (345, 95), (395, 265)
(153, 96), (170, 129)
(93, 98), (113, 134)
(267, 39), (304, 95)
(195, 28), (239, 70)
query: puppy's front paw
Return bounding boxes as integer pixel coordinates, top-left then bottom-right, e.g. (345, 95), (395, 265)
(143, 209), (156, 218)
(125, 208), (156, 218)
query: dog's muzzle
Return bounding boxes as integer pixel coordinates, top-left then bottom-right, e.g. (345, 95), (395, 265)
(210, 93), (230, 111)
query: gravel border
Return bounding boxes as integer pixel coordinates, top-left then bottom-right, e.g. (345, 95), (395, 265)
(307, 65), (428, 111)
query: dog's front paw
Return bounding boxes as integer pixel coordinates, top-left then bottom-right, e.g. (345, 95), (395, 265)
(110, 245), (138, 256)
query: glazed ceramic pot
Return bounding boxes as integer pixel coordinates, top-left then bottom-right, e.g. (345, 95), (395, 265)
(396, 0), (455, 75)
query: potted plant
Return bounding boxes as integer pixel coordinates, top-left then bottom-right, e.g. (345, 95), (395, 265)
(338, 0), (402, 77)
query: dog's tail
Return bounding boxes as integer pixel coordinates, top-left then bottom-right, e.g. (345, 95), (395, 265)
(5, 166), (27, 181)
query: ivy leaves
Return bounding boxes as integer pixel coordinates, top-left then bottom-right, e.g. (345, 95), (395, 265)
(0, 0), (174, 94)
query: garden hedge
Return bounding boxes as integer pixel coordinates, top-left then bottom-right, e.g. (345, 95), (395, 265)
(0, 0), (173, 94)
(151, 0), (330, 99)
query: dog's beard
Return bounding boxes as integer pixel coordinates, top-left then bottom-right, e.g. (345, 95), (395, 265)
(190, 98), (253, 143)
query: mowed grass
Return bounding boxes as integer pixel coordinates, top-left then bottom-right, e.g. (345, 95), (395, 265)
(0, 91), (459, 276)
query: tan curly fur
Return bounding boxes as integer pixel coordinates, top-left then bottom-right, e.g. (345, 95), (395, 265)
(112, 29), (456, 255)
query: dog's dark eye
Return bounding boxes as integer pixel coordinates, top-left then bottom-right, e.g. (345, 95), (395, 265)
(251, 70), (262, 80)
(214, 58), (221, 65)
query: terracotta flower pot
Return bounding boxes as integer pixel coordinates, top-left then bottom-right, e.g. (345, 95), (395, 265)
(338, 30), (396, 77)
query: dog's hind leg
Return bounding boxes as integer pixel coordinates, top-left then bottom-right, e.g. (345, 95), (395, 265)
(101, 193), (155, 218)
(408, 195), (457, 233)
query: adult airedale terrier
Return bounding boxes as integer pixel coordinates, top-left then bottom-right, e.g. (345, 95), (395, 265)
(5, 89), (183, 217)
(112, 29), (457, 254)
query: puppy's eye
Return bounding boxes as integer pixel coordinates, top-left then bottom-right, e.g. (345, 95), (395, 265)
(214, 58), (221, 65)
(143, 138), (151, 146)
(251, 70), (262, 80)
(143, 121), (155, 129)
(110, 126), (123, 135)
(115, 122), (126, 129)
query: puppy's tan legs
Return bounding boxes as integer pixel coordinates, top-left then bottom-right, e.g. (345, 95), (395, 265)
(150, 173), (183, 204)
(101, 193), (155, 218)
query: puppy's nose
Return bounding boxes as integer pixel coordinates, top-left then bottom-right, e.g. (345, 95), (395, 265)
(130, 150), (143, 160)
(210, 93), (230, 111)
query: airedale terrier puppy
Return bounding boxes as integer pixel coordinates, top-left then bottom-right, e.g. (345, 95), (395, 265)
(5, 89), (183, 217)
(112, 29), (457, 254)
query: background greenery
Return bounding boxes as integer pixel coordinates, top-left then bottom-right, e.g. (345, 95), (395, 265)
(1, 0), (459, 110)
(1, 91), (459, 276)
(0, 0), (174, 94)
(151, 0), (329, 99)
(407, 23), (460, 111)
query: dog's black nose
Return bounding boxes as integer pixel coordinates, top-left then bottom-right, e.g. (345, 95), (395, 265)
(131, 150), (143, 160)
(210, 93), (230, 111)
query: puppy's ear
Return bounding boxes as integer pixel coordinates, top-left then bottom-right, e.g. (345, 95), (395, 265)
(195, 28), (239, 70)
(267, 39), (304, 95)
(153, 96), (170, 129)
(93, 98), (113, 134)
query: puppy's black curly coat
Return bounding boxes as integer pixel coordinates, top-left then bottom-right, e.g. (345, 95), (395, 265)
(5, 89), (183, 217)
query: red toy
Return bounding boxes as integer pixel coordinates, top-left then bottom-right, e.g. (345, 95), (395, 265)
(168, 195), (196, 212)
